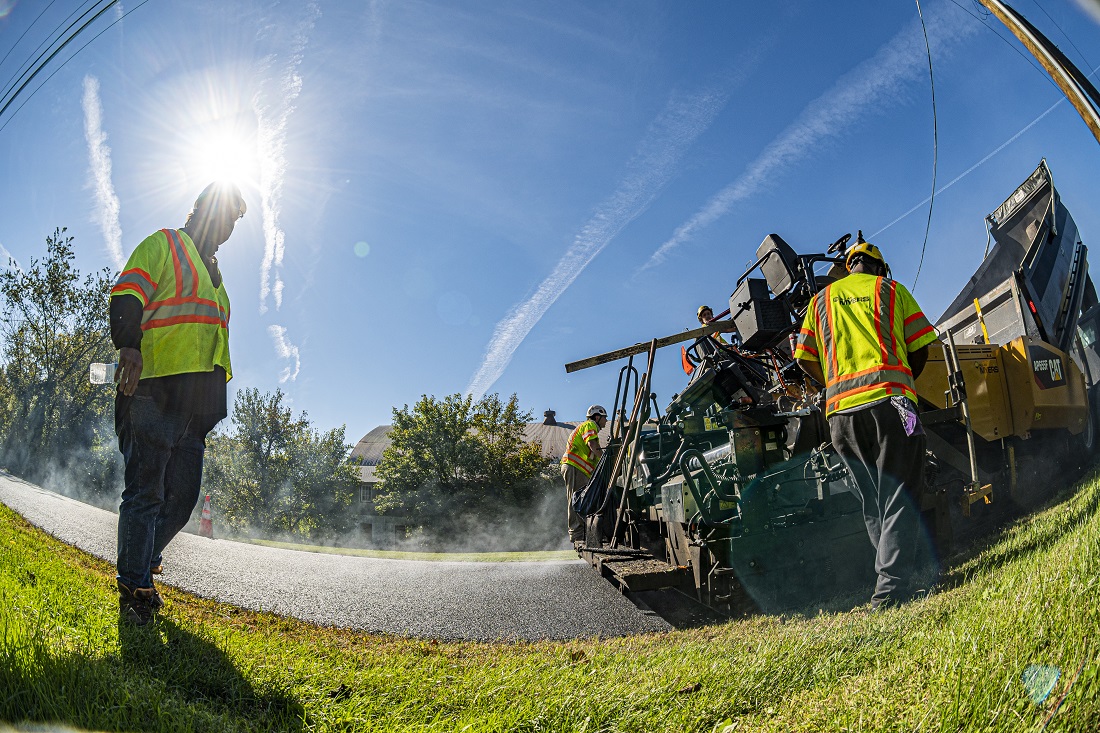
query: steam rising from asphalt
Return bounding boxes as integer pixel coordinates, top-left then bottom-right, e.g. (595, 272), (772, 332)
(642, 1), (976, 270)
(221, 472), (569, 554)
(81, 75), (125, 271)
(464, 87), (731, 399)
(255, 2), (320, 314)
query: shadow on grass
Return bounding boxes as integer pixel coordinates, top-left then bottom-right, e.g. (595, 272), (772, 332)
(2, 615), (305, 733)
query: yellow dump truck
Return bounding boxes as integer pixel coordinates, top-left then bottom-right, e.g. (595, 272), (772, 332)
(917, 160), (1097, 520)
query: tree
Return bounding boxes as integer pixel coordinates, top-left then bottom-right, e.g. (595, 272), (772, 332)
(204, 388), (359, 539)
(373, 393), (551, 542)
(0, 228), (117, 493)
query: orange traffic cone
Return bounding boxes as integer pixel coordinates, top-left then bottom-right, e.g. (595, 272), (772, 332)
(199, 494), (214, 539)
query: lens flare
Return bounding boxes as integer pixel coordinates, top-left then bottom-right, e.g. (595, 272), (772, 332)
(1021, 665), (1060, 705)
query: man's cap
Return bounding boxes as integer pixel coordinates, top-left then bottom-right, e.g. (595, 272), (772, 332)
(194, 182), (247, 218)
(697, 305), (712, 321)
(586, 404), (607, 419)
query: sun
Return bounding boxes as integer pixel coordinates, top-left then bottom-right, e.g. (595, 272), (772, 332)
(193, 126), (258, 188)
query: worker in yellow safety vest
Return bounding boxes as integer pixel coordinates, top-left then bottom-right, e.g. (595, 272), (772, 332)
(697, 305), (729, 344)
(109, 182), (246, 626)
(793, 240), (938, 611)
(560, 404), (608, 543)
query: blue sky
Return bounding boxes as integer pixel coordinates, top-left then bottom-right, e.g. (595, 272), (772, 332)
(3, 0), (1100, 446)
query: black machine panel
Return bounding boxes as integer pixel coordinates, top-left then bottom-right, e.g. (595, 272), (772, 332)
(730, 278), (792, 351)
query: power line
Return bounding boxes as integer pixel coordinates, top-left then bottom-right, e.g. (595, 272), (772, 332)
(0, 0), (124, 130)
(0, 0), (61, 73)
(1031, 0), (1094, 75)
(910, 0), (938, 293)
(0, 0), (154, 134)
(945, 0), (1064, 95)
(0, 0), (106, 108)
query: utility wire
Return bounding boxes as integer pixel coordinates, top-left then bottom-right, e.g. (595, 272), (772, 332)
(0, 0), (61, 72)
(0, 0), (128, 130)
(0, 0), (153, 134)
(946, 0), (1064, 95)
(911, 0), (938, 293)
(0, 0), (105, 109)
(1031, 0), (1094, 74)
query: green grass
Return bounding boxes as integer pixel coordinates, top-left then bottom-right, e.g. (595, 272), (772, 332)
(242, 538), (576, 563)
(2, 473), (1099, 732)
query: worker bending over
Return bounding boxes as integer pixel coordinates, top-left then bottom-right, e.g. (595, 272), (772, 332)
(793, 241), (937, 611)
(560, 405), (608, 544)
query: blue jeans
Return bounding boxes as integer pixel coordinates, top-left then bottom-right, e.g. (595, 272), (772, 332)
(116, 395), (217, 590)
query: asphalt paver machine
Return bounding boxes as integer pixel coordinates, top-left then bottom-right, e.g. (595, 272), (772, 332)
(565, 161), (1100, 615)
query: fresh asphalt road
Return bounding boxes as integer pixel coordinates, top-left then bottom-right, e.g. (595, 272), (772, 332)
(0, 474), (671, 641)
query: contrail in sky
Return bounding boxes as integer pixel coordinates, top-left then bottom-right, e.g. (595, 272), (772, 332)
(268, 324), (301, 383)
(870, 96), (1065, 238)
(465, 88), (730, 399)
(0, 240), (17, 270)
(255, 3), (320, 314)
(81, 75), (124, 271)
(642, 4), (976, 270)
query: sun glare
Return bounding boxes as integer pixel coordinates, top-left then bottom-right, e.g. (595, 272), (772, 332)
(193, 127), (258, 189)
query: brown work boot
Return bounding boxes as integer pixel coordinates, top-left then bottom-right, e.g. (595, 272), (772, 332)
(118, 580), (158, 626)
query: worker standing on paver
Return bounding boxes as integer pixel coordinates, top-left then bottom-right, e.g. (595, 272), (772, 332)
(560, 405), (608, 544)
(697, 305), (729, 345)
(792, 241), (938, 611)
(109, 182), (246, 626)
(699, 301), (734, 347)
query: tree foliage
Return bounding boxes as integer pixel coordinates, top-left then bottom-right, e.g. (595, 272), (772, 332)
(0, 228), (117, 491)
(374, 393), (551, 539)
(204, 388), (359, 539)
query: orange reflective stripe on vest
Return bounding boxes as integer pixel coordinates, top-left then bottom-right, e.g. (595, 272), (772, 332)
(561, 419), (600, 478)
(813, 275), (918, 416)
(141, 230), (230, 331)
(112, 228), (233, 380)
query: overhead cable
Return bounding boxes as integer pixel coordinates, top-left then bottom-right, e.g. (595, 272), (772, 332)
(0, 0), (153, 134)
(910, 0), (938, 293)
(0, 0), (108, 111)
(0, 0), (161, 133)
(0, 0), (61, 73)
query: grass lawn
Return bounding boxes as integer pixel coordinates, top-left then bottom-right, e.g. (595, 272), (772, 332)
(1, 472), (1098, 732)
(242, 538), (576, 563)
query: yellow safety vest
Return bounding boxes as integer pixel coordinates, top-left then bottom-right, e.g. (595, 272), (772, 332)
(561, 419), (600, 477)
(110, 229), (232, 381)
(793, 274), (936, 416)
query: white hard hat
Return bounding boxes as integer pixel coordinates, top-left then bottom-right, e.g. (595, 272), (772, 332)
(587, 404), (607, 419)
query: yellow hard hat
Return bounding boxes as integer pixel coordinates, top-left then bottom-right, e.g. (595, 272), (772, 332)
(845, 241), (886, 272)
(697, 305), (712, 321)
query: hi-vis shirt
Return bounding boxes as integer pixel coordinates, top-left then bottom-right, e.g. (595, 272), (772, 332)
(793, 273), (936, 417)
(561, 419), (601, 478)
(110, 229), (232, 381)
